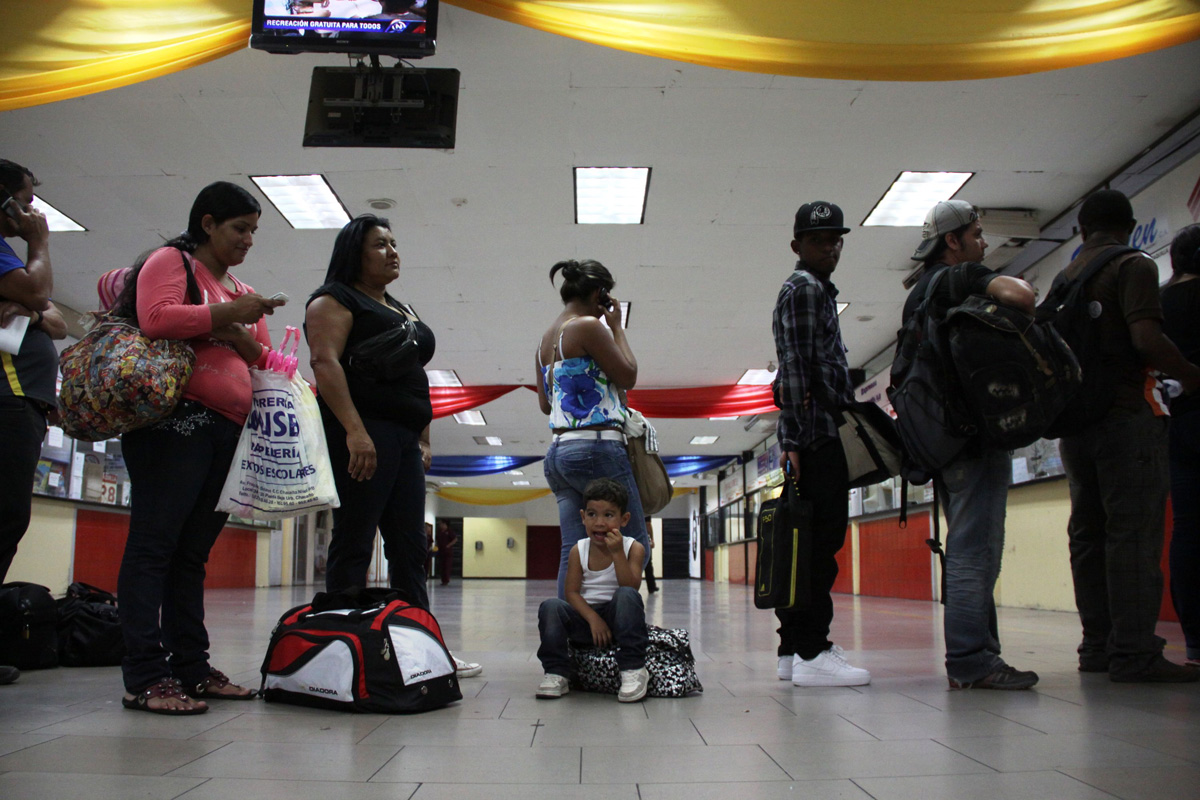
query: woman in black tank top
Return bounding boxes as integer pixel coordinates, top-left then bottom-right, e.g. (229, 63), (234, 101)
(305, 215), (435, 604)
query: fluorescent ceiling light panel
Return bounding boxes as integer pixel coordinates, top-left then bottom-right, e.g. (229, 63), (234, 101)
(737, 369), (777, 386)
(512, 480), (531, 486)
(440, 480), (459, 486)
(837, 303), (849, 315)
(505, 470), (524, 476)
(575, 167), (650, 224)
(473, 435), (503, 446)
(709, 416), (740, 421)
(690, 435), (719, 445)
(453, 410), (486, 425)
(251, 174), (350, 229)
(426, 370), (462, 387)
(861, 171), (973, 227)
(31, 196), (85, 232)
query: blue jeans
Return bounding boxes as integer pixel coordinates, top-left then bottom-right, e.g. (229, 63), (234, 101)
(936, 447), (1010, 683)
(118, 401), (242, 692)
(537, 587), (648, 675)
(544, 437), (649, 599)
(1170, 409), (1200, 659)
(1061, 406), (1169, 676)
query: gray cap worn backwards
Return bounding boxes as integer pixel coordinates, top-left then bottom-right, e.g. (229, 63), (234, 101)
(911, 199), (977, 261)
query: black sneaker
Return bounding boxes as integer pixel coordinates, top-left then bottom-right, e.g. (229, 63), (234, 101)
(1078, 653), (1109, 673)
(0, 666), (19, 685)
(1110, 656), (1200, 684)
(948, 665), (1039, 690)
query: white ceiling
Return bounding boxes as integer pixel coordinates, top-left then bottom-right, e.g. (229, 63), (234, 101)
(2, 7), (1199, 488)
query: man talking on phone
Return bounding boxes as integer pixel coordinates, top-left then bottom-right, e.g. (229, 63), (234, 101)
(0, 159), (67, 685)
(769, 201), (869, 688)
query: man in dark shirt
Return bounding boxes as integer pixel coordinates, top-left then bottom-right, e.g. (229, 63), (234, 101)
(1056, 190), (1200, 683)
(771, 200), (869, 687)
(901, 200), (1040, 690)
(0, 159), (67, 686)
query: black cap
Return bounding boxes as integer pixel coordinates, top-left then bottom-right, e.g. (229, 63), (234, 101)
(793, 201), (850, 238)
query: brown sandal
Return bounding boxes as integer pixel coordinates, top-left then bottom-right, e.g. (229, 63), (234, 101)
(192, 668), (257, 700)
(122, 678), (208, 715)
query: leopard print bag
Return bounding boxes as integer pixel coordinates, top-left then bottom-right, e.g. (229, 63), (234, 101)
(568, 625), (703, 697)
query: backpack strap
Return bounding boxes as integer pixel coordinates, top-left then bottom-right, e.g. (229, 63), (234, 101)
(923, 483), (946, 605)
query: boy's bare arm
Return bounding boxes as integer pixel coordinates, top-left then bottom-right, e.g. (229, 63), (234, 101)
(564, 547), (602, 623)
(611, 540), (645, 590)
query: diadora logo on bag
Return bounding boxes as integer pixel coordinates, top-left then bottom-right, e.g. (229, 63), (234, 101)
(307, 685), (339, 696)
(408, 669), (432, 681)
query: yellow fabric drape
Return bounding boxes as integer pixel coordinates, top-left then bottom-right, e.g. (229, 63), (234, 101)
(436, 487), (554, 506)
(2, 2), (1199, 112)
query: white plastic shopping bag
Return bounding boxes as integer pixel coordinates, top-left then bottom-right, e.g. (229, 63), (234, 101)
(218, 327), (340, 520)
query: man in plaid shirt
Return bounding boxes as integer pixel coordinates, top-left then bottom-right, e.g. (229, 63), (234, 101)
(770, 201), (870, 688)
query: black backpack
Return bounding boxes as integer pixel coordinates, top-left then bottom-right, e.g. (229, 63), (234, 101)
(56, 582), (125, 668)
(888, 269), (975, 478)
(0, 582), (59, 670)
(944, 293), (1082, 450)
(1035, 245), (1139, 439)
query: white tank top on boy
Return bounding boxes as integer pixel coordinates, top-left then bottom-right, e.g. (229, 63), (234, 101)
(576, 537), (635, 605)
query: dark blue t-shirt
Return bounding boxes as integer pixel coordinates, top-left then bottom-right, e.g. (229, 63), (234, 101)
(0, 235), (58, 406)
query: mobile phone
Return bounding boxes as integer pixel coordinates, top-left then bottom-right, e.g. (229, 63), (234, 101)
(269, 292), (289, 302)
(598, 288), (612, 310)
(0, 187), (20, 222)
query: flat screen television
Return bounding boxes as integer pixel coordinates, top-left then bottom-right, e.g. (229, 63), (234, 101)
(303, 66), (459, 149)
(250, 0), (438, 58)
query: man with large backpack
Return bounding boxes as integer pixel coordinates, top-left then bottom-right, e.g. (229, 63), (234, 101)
(1051, 190), (1200, 683)
(895, 200), (1040, 690)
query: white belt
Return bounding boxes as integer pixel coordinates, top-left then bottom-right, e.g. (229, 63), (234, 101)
(553, 429), (626, 443)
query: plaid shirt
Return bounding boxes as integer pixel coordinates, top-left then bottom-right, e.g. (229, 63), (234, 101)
(772, 263), (852, 451)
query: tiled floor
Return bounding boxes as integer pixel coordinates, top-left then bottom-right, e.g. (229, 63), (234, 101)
(1, 579), (1197, 799)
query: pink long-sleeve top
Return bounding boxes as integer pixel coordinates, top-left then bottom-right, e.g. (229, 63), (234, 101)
(135, 246), (271, 425)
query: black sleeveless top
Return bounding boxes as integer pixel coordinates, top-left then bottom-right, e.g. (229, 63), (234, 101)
(307, 282), (435, 432)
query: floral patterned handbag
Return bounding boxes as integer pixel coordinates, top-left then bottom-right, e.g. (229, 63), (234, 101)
(57, 251), (199, 442)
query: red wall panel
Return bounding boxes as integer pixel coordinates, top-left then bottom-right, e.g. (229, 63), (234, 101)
(74, 508), (257, 591)
(526, 525), (561, 581)
(1161, 497), (1177, 623)
(858, 513), (933, 601)
(832, 524), (854, 594)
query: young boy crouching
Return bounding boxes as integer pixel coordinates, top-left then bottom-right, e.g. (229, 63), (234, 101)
(536, 478), (649, 702)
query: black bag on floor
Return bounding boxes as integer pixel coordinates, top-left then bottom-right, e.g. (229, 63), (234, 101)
(260, 587), (462, 713)
(568, 625), (703, 697)
(753, 466), (812, 610)
(0, 582), (59, 669)
(56, 583), (125, 667)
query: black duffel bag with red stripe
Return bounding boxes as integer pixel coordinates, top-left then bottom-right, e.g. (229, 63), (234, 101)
(260, 588), (461, 713)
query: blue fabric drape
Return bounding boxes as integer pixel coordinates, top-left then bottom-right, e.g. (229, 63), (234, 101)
(426, 455), (545, 477)
(662, 455), (738, 477)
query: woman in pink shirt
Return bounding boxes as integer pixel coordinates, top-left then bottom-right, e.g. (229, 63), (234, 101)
(112, 182), (285, 715)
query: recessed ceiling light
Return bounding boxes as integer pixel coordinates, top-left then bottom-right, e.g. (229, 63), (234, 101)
(473, 435), (503, 446)
(837, 303), (849, 315)
(30, 197), (85, 232)
(426, 370), (463, 387)
(690, 435), (719, 445)
(709, 416), (740, 421)
(440, 480), (459, 486)
(453, 410), (486, 425)
(861, 171), (973, 227)
(505, 470), (524, 476)
(512, 480), (531, 486)
(737, 369), (777, 385)
(251, 174), (350, 229)
(575, 167), (650, 224)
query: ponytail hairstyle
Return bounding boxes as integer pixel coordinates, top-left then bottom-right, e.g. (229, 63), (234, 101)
(1169, 224), (1200, 277)
(110, 181), (259, 321)
(549, 259), (614, 305)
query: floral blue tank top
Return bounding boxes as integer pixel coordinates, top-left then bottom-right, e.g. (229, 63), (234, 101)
(540, 326), (628, 430)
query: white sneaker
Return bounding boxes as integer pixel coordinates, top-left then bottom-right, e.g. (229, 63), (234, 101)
(536, 674), (569, 699)
(777, 655), (793, 681)
(791, 645), (870, 687)
(618, 667), (650, 703)
(452, 654), (483, 678)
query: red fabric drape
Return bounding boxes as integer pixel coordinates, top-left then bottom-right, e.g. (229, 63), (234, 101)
(626, 385), (776, 418)
(430, 385), (523, 419)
